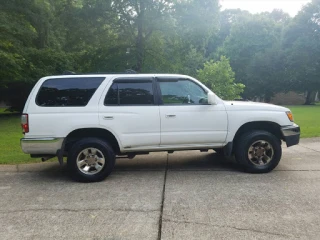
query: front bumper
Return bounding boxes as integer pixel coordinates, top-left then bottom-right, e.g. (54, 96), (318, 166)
(21, 137), (64, 155)
(281, 124), (300, 147)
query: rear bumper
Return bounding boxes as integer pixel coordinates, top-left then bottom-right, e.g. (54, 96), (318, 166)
(21, 137), (64, 155)
(281, 124), (300, 147)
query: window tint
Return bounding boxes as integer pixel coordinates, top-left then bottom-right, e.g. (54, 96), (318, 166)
(104, 81), (154, 105)
(159, 80), (207, 105)
(104, 83), (118, 105)
(36, 77), (105, 107)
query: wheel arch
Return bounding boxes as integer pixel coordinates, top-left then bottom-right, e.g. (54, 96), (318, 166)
(233, 121), (283, 147)
(64, 128), (121, 154)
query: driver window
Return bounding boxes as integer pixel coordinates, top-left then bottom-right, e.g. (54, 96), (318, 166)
(159, 79), (208, 105)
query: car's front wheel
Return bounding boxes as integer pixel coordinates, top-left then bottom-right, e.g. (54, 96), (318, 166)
(235, 131), (282, 173)
(67, 138), (115, 182)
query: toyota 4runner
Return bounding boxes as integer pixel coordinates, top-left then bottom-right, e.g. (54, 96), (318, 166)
(20, 74), (300, 182)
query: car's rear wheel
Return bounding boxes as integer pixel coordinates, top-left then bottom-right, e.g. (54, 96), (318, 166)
(67, 138), (115, 182)
(235, 131), (282, 173)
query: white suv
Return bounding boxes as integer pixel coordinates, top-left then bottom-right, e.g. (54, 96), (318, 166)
(21, 74), (300, 182)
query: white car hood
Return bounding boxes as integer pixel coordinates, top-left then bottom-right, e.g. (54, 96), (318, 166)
(223, 101), (289, 112)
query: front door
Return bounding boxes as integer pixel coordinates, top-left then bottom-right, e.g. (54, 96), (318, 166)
(157, 77), (228, 146)
(99, 77), (160, 150)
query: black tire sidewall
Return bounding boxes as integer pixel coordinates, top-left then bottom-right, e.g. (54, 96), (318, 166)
(67, 138), (115, 182)
(235, 131), (282, 173)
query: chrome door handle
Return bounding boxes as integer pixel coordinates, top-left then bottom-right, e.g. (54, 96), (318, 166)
(103, 116), (114, 120)
(165, 114), (176, 118)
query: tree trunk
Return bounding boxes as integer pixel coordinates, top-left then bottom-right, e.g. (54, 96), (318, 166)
(304, 90), (313, 105)
(135, 1), (145, 72)
(135, 29), (144, 72)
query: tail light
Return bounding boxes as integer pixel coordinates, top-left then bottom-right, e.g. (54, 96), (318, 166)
(21, 114), (29, 133)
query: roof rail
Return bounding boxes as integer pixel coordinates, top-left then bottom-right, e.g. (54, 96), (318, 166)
(125, 69), (137, 74)
(62, 69), (138, 75)
(62, 71), (76, 75)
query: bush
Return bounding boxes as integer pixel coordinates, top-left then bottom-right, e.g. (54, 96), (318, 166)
(197, 56), (245, 100)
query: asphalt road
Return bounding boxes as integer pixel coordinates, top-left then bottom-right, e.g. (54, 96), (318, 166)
(1, 138), (320, 240)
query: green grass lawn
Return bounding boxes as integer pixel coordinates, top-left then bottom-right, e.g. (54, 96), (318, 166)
(0, 108), (9, 114)
(0, 115), (46, 164)
(0, 108), (18, 114)
(0, 105), (319, 164)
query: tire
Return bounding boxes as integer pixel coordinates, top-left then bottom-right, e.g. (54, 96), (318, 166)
(67, 138), (115, 182)
(234, 130), (282, 173)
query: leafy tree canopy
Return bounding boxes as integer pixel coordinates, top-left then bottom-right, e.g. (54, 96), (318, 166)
(197, 56), (245, 100)
(0, 0), (319, 110)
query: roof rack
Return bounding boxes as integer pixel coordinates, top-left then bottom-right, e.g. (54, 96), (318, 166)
(124, 69), (137, 74)
(62, 71), (76, 75)
(62, 69), (138, 75)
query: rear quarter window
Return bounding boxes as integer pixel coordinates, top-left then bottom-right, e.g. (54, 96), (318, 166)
(36, 77), (105, 107)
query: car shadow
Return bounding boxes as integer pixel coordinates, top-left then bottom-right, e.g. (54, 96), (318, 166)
(115, 151), (240, 172)
(167, 152), (240, 172)
(23, 151), (241, 182)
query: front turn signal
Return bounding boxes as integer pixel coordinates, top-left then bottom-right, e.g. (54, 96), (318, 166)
(286, 111), (294, 122)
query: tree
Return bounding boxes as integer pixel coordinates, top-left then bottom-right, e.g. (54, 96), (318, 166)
(2, 0), (318, 110)
(110, 0), (174, 72)
(221, 13), (286, 99)
(0, 0), (79, 110)
(174, 0), (219, 54)
(197, 56), (245, 100)
(283, 0), (320, 104)
(207, 9), (250, 58)
(247, 46), (286, 102)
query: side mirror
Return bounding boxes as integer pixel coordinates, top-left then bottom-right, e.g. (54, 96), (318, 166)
(208, 92), (217, 105)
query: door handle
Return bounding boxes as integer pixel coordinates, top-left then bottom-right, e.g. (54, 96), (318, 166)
(165, 114), (176, 118)
(103, 116), (114, 120)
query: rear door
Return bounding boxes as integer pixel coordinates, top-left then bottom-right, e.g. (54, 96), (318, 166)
(99, 77), (160, 150)
(157, 77), (228, 146)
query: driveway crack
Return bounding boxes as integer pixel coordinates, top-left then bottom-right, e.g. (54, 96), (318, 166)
(163, 219), (297, 238)
(298, 144), (320, 153)
(0, 208), (158, 214)
(157, 153), (169, 240)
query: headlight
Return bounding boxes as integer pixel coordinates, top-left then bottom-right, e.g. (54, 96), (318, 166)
(286, 111), (294, 122)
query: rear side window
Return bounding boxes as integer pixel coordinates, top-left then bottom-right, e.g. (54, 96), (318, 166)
(104, 81), (154, 105)
(36, 77), (105, 107)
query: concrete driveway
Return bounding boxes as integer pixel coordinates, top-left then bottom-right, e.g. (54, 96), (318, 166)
(1, 138), (320, 240)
